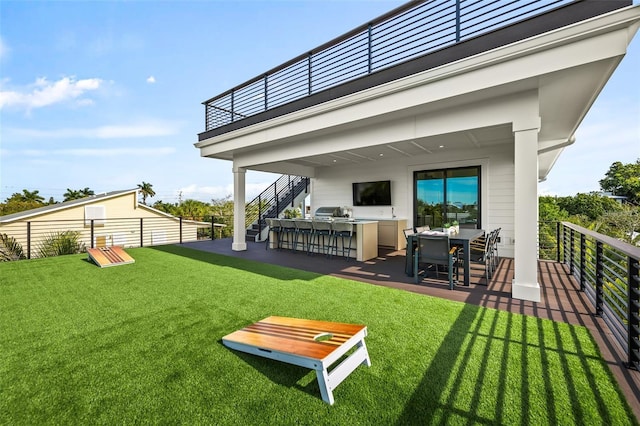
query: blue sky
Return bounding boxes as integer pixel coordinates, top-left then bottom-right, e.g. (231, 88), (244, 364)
(1, 1), (639, 204)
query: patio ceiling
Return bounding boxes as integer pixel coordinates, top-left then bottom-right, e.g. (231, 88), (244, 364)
(284, 124), (513, 169)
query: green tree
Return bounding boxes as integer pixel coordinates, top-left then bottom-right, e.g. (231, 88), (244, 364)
(599, 205), (640, 245)
(175, 199), (210, 221)
(79, 187), (95, 198)
(539, 196), (568, 222)
(211, 197), (234, 239)
(599, 159), (640, 205)
(62, 188), (94, 201)
(20, 189), (45, 203)
(152, 200), (178, 215)
(137, 182), (156, 205)
(1, 189), (46, 215)
(63, 189), (82, 201)
(556, 192), (621, 221)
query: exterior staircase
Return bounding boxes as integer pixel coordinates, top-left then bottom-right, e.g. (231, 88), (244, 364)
(245, 175), (310, 242)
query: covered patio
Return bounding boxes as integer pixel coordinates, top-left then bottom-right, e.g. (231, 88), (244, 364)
(182, 238), (640, 418)
(195, 1), (640, 304)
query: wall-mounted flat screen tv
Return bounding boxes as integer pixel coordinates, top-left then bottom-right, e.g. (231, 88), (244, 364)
(352, 180), (392, 206)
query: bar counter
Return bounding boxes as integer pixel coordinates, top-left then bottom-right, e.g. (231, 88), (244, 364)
(269, 219), (379, 261)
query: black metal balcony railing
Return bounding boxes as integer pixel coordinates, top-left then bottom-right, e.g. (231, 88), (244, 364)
(539, 221), (640, 371)
(203, 0), (575, 132)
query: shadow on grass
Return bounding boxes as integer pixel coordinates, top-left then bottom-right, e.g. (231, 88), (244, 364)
(222, 341), (321, 400)
(395, 303), (636, 425)
(150, 244), (321, 282)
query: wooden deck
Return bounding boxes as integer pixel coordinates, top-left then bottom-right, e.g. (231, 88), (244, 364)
(181, 239), (640, 417)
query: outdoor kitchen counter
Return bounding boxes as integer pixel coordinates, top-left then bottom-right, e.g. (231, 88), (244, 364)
(270, 219), (378, 261)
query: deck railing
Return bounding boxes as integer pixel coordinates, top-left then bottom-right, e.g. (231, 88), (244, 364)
(203, 0), (573, 132)
(539, 221), (640, 370)
(245, 175), (310, 238)
(1, 217), (223, 260)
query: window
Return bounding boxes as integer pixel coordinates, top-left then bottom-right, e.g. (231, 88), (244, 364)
(414, 166), (480, 229)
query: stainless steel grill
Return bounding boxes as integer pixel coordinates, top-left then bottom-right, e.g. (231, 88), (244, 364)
(314, 207), (342, 218)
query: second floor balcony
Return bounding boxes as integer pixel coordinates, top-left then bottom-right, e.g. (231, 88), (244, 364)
(199, 0), (630, 140)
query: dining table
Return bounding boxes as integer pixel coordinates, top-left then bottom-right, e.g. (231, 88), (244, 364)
(405, 228), (485, 286)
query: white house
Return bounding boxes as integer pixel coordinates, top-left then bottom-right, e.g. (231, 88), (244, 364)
(194, 1), (640, 302)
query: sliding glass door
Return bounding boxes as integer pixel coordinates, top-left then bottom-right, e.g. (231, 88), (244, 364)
(414, 166), (480, 229)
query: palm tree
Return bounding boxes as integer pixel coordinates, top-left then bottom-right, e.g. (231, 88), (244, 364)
(63, 188), (94, 202)
(63, 189), (82, 202)
(79, 187), (95, 198)
(137, 182), (156, 205)
(20, 189), (44, 203)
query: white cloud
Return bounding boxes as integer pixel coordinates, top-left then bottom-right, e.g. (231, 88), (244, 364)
(146, 76), (156, 84)
(9, 121), (180, 139)
(177, 181), (274, 202)
(0, 76), (103, 110)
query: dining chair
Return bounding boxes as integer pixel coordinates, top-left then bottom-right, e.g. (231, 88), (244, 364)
(469, 230), (494, 283)
(490, 227), (501, 271)
(413, 235), (459, 290)
(403, 228), (414, 240)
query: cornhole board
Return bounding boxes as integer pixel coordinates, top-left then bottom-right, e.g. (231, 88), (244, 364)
(87, 246), (135, 268)
(222, 316), (370, 405)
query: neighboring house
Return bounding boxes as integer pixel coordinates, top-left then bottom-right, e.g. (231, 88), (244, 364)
(194, 1), (640, 302)
(601, 192), (629, 205)
(0, 189), (210, 258)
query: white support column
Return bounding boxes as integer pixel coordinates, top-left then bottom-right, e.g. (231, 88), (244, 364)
(232, 166), (247, 251)
(512, 117), (541, 302)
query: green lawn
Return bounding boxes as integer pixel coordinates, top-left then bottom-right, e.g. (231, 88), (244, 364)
(0, 245), (636, 425)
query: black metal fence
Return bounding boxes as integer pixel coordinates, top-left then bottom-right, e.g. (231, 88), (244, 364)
(2, 217), (224, 260)
(203, 0), (573, 131)
(539, 221), (640, 370)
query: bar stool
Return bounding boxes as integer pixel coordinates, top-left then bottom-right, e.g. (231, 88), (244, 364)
(279, 219), (297, 250)
(309, 219), (332, 256)
(265, 218), (281, 250)
(330, 221), (354, 259)
(294, 220), (313, 253)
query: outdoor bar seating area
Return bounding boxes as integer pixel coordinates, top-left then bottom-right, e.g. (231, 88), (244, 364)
(266, 218), (379, 261)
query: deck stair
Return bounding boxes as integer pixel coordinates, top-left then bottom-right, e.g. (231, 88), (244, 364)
(245, 175), (309, 242)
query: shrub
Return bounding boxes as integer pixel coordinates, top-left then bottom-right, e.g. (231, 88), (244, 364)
(37, 231), (86, 258)
(0, 233), (26, 262)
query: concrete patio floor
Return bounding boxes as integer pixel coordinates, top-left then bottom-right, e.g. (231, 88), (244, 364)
(181, 238), (640, 418)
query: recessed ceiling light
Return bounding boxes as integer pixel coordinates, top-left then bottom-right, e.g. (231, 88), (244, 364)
(379, 153), (384, 157)
(439, 145), (444, 148)
(333, 159), (337, 163)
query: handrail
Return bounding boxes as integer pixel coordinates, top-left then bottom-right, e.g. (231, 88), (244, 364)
(539, 221), (640, 371)
(203, 0), (575, 132)
(245, 175), (310, 238)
